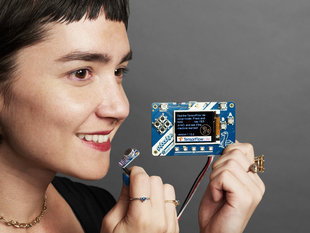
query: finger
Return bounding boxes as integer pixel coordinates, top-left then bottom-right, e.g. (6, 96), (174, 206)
(148, 176), (170, 232)
(223, 142), (265, 193)
(210, 158), (264, 196)
(212, 144), (265, 195)
(210, 169), (261, 230)
(211, 158), (251, 185)
(210, 169), (254, 208)
(128, 166), (152, 215)
(223, 142), (255, 162)
(213, 142), (256, 173)
(213, 147), (252, 172)
(149, 176), (165, 215)
(163, 184), (179, 233)
(116, 173), (131, 213)
(101, 173), (131, 232)
(204, 168), (264, 233)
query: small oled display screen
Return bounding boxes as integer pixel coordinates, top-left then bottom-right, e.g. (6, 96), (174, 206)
(174, 111), (215, 144)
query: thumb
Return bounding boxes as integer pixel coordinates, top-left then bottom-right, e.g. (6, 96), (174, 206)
(101, 173), (130, 232)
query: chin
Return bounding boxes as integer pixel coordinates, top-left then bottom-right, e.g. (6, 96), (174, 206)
(67, 168), (109, 181)
(61, 158), (110, 181)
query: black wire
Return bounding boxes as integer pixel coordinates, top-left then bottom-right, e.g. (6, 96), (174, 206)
(177, 156), (211, 216)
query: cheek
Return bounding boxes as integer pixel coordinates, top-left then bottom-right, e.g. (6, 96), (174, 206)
(1, 85), (90, 143)
(0, 91), (96, 171)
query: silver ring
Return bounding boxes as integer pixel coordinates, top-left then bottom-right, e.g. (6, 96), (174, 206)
(130, 197), (150, 202)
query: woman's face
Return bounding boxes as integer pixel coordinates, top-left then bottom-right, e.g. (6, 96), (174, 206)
(0, 15), (131, 180)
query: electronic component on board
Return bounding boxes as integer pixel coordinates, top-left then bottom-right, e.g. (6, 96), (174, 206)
(151, 101), (235, 156)
(118, 148), (140, 174)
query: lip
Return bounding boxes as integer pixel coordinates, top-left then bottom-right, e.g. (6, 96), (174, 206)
(76, 130), (112, 152)
(82, 138), (111, 152)
(78, 130), (112, 135)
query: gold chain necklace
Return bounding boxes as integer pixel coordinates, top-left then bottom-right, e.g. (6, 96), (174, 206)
(0, 194), (47, 228)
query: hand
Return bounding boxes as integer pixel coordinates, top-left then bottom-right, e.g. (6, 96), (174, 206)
(101, 166), (179, 233)
(198, 142), (265, 233)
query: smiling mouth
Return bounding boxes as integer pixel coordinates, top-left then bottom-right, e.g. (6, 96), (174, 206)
(76, 133), (110, 143)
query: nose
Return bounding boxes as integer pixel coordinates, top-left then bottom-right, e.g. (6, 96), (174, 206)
(95, 77), (129, 121)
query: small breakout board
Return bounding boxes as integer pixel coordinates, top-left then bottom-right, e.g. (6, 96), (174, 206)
(151, 101), (235, 156)
(118, 148), (140, 174)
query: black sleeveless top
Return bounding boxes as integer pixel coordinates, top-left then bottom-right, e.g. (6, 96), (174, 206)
(52, 176), (116, 233)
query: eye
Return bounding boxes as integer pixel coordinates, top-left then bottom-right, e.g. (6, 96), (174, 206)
(115, 68), (128, 77)
(69, 68), (92, 80)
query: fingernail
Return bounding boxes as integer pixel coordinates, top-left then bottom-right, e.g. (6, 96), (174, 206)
(123, 173), (130, 187)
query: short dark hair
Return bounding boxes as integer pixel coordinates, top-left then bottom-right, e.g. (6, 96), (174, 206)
(0, 0), (130, 104)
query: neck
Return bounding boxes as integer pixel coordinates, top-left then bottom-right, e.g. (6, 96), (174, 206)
(0, 148), (56, 224)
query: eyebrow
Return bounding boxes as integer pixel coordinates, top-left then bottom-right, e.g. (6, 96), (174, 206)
(120, 50), (133, 64)
(56, 50), (133, 64)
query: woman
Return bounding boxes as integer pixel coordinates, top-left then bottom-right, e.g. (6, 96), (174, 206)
(0, 0), (265, 232)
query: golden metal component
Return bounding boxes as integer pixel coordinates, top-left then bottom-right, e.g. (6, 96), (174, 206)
(248, 155), (265, 173)
(249, 163), (258, 173)
(255, 155), (265, 173)
(215, 116), (220, 138)
(165, 200), (180, 207)
(0, 195), (47, 228)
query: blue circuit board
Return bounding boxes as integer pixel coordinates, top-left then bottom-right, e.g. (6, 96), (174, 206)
(118, 148), (140, 168)
(151, 101), (235, 156)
